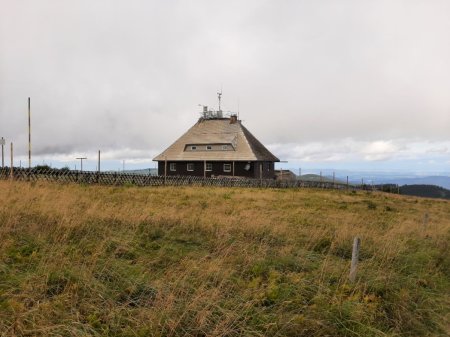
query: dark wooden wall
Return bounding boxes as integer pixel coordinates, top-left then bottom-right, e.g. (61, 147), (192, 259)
(157, 161), (276, 179)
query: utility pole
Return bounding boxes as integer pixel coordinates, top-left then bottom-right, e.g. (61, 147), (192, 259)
(76, 157), (87, 172)
(123, 160), (125, 172)
(1, 137), (4, 168)
(28, 97), (31, 169)
(10, 142), (13, 178)
(98, 150), (101, 173)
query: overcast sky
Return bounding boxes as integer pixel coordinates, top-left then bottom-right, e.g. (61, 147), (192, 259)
(1, 0), (449, 173)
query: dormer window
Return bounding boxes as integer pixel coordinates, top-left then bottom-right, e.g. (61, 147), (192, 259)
(206, 145), (212, 150)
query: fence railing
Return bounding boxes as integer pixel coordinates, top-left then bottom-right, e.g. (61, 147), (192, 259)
(0, 167), (376, 190)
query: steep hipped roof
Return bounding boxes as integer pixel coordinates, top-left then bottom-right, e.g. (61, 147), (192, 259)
(153, 118), (279, 162)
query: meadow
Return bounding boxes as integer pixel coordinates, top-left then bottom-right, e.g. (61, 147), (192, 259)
(0, 181), (449, 336)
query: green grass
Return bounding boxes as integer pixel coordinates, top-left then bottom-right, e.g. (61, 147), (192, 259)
(0, 181), (449, 336)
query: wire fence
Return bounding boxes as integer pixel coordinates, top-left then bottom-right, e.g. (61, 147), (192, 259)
(0, 167), (379, 190)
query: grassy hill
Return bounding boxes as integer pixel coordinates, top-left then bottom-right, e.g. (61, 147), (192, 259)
(298, 174), (342, 183)
(0, 181), (449, 336)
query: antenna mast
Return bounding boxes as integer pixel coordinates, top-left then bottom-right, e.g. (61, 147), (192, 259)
(237, 98), (240, 121)
(217, 90), (222, 112)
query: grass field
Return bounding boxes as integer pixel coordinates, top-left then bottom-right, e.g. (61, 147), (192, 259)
(0, 181), (449, 336)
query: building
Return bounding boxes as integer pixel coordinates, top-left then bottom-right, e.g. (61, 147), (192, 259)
(275, 169), (297, 181)
(153, 108), (279, 179)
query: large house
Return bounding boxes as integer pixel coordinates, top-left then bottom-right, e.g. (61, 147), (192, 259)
(153, 109), (279, 179)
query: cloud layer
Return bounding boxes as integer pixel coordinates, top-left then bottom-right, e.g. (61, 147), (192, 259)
(1, 0), (449, 171)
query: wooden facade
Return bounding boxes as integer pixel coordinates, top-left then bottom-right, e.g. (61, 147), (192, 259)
(158, 160), (275, 179)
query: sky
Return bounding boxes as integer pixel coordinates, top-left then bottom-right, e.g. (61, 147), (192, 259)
(1, 0), (449, 174)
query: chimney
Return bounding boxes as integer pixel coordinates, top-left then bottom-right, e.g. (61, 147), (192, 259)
(230, 114), (237, 124)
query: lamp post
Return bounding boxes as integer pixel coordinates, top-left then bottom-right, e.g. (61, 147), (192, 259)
(76, 157), (87, 172)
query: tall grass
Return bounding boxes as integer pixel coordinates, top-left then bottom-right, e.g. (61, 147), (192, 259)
(0, 181), (449, 336)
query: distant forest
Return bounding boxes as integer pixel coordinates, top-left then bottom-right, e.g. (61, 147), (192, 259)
(399, 184), (450, 200)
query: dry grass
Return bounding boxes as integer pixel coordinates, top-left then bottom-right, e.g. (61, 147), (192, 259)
(0, 181), (449, 337)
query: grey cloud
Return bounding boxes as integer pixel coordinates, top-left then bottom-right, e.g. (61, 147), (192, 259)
(1, 0), (450, 167)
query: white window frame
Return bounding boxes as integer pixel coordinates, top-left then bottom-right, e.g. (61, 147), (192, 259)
(223, 163), (231, 172)
(169, 163), (176, 171)
(205, 163), (213, 171)
(187, 163), (194, 171)
(206, 145), (212, 150)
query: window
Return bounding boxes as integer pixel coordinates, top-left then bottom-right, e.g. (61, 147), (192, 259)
(191, 146), (197, 150)
(205, 163), (212, 171)
(187, 163), (194, 171)
(223, 164), (231, 172)
(206, 145), (212, 150)
(169, 163), (176, 171)
(222, 145), (228, 150)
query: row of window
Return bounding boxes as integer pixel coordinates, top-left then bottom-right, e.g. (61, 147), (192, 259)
(189, 145), (229, 151)
(170, 163), (232, 172)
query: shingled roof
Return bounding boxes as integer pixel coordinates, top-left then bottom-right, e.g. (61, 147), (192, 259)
(153, 118), (279, 162)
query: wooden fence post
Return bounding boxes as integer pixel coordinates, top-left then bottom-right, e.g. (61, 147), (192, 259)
(97, 150), (101, 183)
(349, 237), (360, 283)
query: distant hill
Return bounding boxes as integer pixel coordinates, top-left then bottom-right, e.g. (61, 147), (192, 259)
(399, 184), (450, 200)
(298, 170), (450, 190)
(106, 168), (158, 176)
(125, 168), (158, 176)
(390, 176), (450, 190)
(299, 174), (344, 184)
